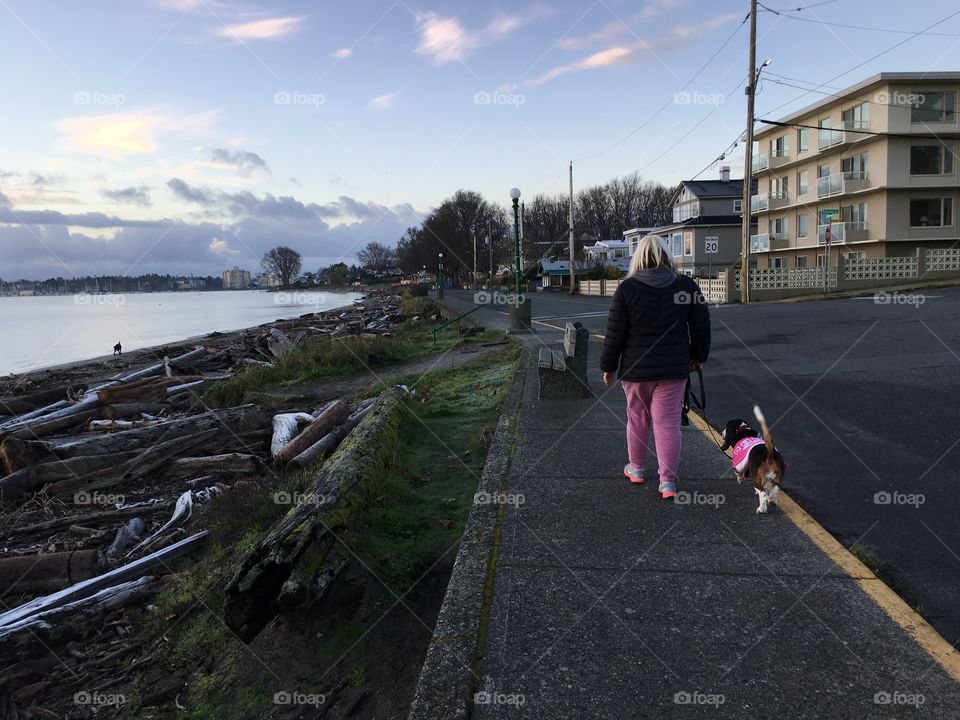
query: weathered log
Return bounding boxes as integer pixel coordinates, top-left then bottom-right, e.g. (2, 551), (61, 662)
(286, 401), (378, 473)
(0, 531), (207, 629)
(100, 403), (171, 419)
(97, 376), (203, 405)
(223, 389), (405, 641)
(0, 397), (102, 437)
(86, 419), (164, 432)
(0, 576), (158, 664)
(92, 346), (210, 389)
(127, 491), (192, 555)
(266, 328), (294, 359)
(164, 453), (259, 481)
(8, 501), (174, 537)
(270, 413), (314, 458)
(273, 399), (350, 465)
(0, 437), (58, 476)
(6, 407), (102, 440)
(0, 429), (218, 502)
(0, 385), (87, 416)
(106, 518), (146, 558)
(165, 380), (205, 396)
(0, 400), (70, 428)
(49, 405), (269, 459)
(0, 550), (106, 595)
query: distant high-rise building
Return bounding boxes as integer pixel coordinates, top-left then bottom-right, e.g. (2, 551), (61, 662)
(223, 266), (251, 289)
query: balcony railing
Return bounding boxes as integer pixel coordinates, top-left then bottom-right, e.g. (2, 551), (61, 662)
(751, 194), (768, 212)
(750, 232), (787, 252)
(750, 191), (790, 213)
(752, 152), (770, 173)
(817, 120), (870, 150)
(816, 171), (868, 198)
(817, 221), (868, 245)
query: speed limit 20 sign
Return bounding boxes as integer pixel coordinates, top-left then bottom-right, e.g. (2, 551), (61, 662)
(704, 236), (719, 254)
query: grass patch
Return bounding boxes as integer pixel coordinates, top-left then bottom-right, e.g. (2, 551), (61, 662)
(850, 542), (884, 576)
(345, 343), (521, 596)
(205, 303), (503, 407)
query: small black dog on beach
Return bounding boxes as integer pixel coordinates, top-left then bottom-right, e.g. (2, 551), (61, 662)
(113, 341), (122, 357)
(720, 405), (787, 514)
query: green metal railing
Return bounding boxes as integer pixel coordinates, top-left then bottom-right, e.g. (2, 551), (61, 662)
(432, 304), (485, 346)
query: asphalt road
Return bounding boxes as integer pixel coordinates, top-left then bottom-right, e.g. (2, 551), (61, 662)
(440, 286), (960, 646)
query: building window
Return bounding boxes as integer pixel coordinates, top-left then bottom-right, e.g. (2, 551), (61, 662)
(844, 251), (866, 261)
(733, 199), (742, 213)
(842, 102), (869, 128)
(912, 91), (956, 123)
(672, 233), (683, 256)
(841, 202), (867, 226)
(798, 128), (809, 152)
(797, 256), (808, 268)
(772, 216), (788, 237)
(842, 152), (868, 177)
(910, 198), (954, 226)
(683, 232), (693, 256)
(798, 169), (809, 195)
(798, 213), (808, 238)
(818, 163), (830, 179)
(771, 135), (789, 157)
(770, 257), (785, 268)
(816, 254), (825, 267)
(910, 145), (954, 175)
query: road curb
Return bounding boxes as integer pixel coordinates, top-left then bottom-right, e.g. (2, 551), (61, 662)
(407, 345), (532, 720)
(686, 408), (960, 682)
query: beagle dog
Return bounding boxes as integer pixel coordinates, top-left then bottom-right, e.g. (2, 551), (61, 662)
(720, 405), (786, 513)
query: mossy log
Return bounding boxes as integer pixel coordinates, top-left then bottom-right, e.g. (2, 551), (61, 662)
(223, 388), (406, 642)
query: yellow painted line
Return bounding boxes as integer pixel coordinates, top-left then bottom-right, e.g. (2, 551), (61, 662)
(687, 409), (960, 683)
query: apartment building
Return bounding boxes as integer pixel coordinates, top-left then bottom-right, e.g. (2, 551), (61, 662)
(751, 72), (960, 268)
(624, 168), (755, 275)
(222, 266), (251, 289)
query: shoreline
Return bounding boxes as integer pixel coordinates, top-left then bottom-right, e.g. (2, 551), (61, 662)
(0, 288), (371, 386)
(1, 290), (370, 393)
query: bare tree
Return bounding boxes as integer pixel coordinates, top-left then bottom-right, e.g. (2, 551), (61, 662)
(261, 246), (302, 288)
(357, 241), (397, 272)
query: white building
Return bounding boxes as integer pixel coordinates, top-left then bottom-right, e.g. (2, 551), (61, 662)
(223, 267), (251, 289)
(583, 239), (630, 262)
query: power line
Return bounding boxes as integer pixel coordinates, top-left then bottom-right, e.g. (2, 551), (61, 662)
(758, 1), (960, 36)
(757, 117), (957, 140)
(763, 76), (936, 111)
(573, 11), (750, 163)
(757, 7), (960, 119)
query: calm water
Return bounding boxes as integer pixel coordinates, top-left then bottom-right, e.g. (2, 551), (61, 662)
(1, 290), (362, 375)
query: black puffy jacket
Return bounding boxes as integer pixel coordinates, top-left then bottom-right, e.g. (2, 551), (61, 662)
(600, 274), (711, 381)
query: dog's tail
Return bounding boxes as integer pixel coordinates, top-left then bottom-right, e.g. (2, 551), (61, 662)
(753, 404), (774, 456)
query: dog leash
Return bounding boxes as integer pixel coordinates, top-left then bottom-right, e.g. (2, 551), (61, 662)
(681, 368), (732, 458)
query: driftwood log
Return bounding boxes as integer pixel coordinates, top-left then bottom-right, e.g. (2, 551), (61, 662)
(0, 437), (59, 475)
(223, 389), (405, 641)
(270, 413), (314, 458)
(0, 531), (208, 630)
(0, 385), (87, 416)
(164, 453), (260, 481)
(0, 550), (106, 595)
(286, 400), (378, 473)
(0, 576), (158, 664)
(8, 501), (174, 537)
(100, 403), (171, 419)
(273, 399), (349, 466)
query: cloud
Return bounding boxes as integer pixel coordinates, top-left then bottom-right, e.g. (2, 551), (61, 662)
(369, 93), (398, 110)
(217, 16), (303, 40)
(414, 10), (532, 64)
(55, 109), (218, 159)
(101, 185), (153, 207)
(528, 14), (740, 86)
(0, 187), (425, 280)
(558, 0), (688, 50)
(210, 148), (270, 176)
(331, 48), (353, 59)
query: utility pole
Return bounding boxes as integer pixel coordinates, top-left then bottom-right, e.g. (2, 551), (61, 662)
(472, 227), (477, 289)
(569, 161), (576, 294)
(740, 0), (758, 304)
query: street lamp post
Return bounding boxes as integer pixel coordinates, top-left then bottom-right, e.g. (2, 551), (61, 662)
(438, 252), (444, 299)
(510, 188), (522, 296)
(508, 188), (531, 333)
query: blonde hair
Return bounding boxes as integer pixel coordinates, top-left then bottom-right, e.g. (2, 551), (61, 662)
(627, 234), (674, 277)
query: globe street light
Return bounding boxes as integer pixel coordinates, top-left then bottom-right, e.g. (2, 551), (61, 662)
(508, 188), (531, 333)
(438, 252), (444, 299)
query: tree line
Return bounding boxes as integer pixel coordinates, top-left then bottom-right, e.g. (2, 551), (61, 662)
(394, 172), (675, 284)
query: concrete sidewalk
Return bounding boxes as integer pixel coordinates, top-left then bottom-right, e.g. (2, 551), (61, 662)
(409, 322), (960, 719)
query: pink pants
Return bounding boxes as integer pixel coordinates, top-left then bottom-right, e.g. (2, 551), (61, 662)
(621, 378), (687, 483)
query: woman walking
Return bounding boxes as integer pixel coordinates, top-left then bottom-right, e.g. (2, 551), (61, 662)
(600, 235), (711, 499)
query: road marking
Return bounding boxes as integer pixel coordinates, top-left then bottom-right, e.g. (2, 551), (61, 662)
(685, 409), (960, 683)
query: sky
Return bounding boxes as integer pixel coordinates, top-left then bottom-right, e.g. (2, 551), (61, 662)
(2, 0), (960, 280)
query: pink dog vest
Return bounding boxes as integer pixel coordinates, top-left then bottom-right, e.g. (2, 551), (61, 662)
(732, 437), (767, 476)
